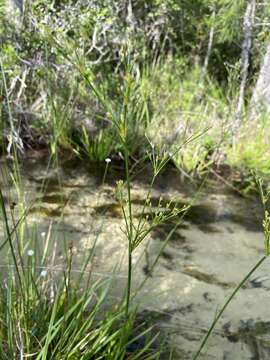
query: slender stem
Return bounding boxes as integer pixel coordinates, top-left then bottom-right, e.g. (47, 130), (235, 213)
(124, 145), (133, 317)
(0, 189), (24, 296)
(135, 176), (155, 235)
(102, 163), (109, 185)
(193, 255), (267, 360)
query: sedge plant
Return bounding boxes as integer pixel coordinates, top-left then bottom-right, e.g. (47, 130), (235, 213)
(0, 160), (164, 359)
(57, 44), (198, 319)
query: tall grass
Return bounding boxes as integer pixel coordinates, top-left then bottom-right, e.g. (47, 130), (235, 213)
(0, 163), (168, 358)
(58, 46), (192, 317)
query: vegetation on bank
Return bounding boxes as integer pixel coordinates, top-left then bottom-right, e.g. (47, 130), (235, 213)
(1, 0), (270, 187)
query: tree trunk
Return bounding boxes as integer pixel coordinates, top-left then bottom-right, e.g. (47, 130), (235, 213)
(5, 0), (23, 26)
(6, 0), (23, 13)
(233, 0), (256, 139)
(201, 9), (216, 83)
(251, 42), (270, 116)
(12, 0), (23, 13)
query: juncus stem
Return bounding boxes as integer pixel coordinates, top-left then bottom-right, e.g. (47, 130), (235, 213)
(193, 255), (267, 360)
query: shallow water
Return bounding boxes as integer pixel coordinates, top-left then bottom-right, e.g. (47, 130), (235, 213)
(1, 155), (270, 359)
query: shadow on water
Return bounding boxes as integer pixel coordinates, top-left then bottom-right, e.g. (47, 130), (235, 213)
(40, 193), (69, 204)
(132, 196), (262, 232)
(29, 206), (63, 218)
(182, 267), (235, 289)
(197, 223), (222, 233)
(151, 222), (187, 243)
(125, 309), (178, 359)
(93, 203), (123, 218)
(223, 320), (270, 359)
(22, 157), (263, 231)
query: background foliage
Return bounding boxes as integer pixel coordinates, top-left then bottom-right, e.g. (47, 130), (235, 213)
(1, 0), (270, 182)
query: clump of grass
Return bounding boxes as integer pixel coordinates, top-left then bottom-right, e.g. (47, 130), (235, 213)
(0, 186), (163, 359)
(226, 117), (270, 178)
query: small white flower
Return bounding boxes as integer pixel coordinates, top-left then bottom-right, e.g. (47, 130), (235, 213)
(40, 270), (47, 277)
(27, 250), (34, 257)
(105, 158), (111, 164)
(41, 232), (46, 237)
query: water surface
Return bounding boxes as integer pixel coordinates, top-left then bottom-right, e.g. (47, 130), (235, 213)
(0, 155), (269, 359)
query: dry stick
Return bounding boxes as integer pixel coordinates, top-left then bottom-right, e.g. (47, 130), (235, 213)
(209, 169), (244, 197)
(233, 0), (256, 142)
(0, 57), (24, 155)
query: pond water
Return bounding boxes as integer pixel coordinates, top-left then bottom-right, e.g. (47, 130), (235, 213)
(1, 154), (270, 359)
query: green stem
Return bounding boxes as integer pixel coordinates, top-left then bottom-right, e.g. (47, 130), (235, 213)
(0, 189), (24, 297)
(124, 145), (133, 318)
(102, 163), (109, 185)
(193, 255), (267, 360)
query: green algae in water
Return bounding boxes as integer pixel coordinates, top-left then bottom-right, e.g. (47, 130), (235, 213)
(29, 206), (62, 217)
(93, 203), (123, 217)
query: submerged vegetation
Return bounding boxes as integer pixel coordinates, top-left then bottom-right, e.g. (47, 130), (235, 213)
(1, 0), (270, 358)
